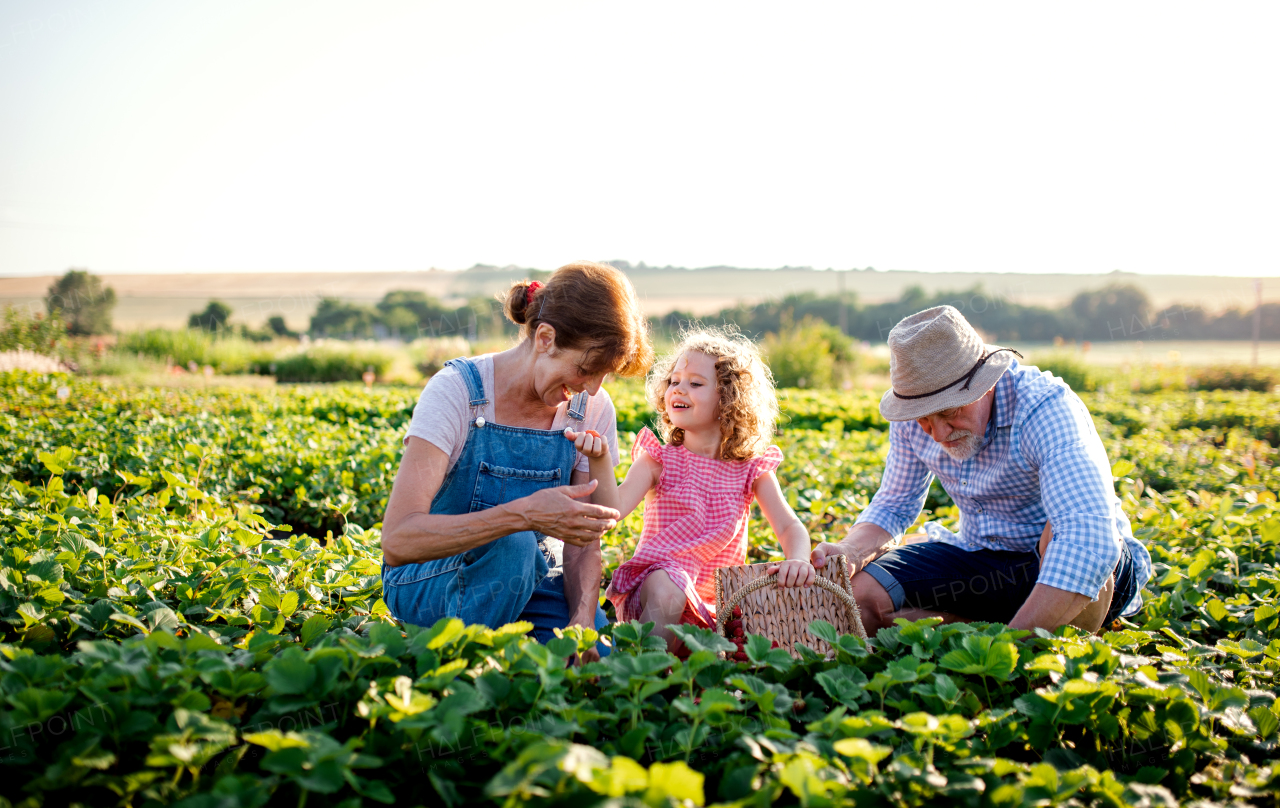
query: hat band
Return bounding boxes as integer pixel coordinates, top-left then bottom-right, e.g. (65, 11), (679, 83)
(892, 348), (1022, 401)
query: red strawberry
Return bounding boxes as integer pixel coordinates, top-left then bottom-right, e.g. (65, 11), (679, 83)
(732, 651), (748, 662)
(732, 606), (742, 619)
(726, 619), (743, 632)
(770, 640), (780, 649)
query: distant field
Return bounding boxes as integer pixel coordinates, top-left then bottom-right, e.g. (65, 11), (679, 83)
(1019, 340), (1280, 367)
(2, 268), (1273, 330)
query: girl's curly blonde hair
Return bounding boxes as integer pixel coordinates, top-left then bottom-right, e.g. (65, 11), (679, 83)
(646, 328), (780, 461)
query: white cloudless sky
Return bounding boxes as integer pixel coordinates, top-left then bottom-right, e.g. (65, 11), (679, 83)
(1, 1), (1277, 276)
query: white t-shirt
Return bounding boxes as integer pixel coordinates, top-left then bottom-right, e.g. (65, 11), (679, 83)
(404, 353), (621, 475)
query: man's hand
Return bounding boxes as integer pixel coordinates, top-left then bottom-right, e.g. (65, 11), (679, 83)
(811, 522), (896, 577)
(811, 542), (849, 570)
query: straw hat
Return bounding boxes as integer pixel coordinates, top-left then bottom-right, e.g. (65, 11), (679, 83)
(879, 305), (1022, 422)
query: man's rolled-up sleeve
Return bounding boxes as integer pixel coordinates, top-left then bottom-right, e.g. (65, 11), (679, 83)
(856, 421), (934, 539)
(1023, 395), (1122, 600)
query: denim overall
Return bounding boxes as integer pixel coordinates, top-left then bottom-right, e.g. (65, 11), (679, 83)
(381, 357), (610, 653)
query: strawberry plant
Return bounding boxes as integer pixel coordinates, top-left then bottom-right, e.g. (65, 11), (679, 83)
(2, 370), (1280, 805)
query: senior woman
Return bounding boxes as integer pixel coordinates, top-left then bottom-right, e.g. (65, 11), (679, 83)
(380, 261), (653, 660)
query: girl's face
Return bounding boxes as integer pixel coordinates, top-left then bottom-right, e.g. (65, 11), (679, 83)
(664, 350), (720, 432)
(533, 324), (607, 408)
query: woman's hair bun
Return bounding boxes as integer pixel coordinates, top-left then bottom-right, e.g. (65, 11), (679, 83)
(504, 281), (537, 325)
(495, 262), (653, 379)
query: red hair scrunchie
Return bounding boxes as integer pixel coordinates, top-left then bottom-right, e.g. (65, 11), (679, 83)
(525, 280), (543, 307)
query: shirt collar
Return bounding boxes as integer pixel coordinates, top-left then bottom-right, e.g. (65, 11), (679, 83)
(992, 362), (1017, 429)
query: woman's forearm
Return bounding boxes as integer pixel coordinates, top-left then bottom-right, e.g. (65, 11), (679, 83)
(382, 503), (529, 567)
(562, 539), (603, 626)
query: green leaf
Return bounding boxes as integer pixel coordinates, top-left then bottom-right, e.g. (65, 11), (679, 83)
(645, 761), (704, 807)
(984, 641), (1019, 682)
(244, 729), (310, 751)
(1253, 603), (1278, 629)
(1205, 600), (1229, 622)
(109, 610), (150, 634)
(1218, 638), (1266, 658)
(1249, 706), (1279, 739)
(807, 619), (839, 645)
(37, 447), (74, 475)
(265, 646), (317, 695)
(1111, 460), (1136, 479)
(418, 617), (465, 651)
(832, 737), (892, 784)
(933, 673), (960, 704)
(668, 623), (735, 655)
(300, 614), (333, 647)
(369, 622), (405, 658)
(745, 633), (772, 660)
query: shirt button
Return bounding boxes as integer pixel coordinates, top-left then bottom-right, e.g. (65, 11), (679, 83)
(962, 480), (967, 486)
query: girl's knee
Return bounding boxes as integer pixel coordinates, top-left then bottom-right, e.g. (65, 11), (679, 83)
(639, 570), (685, 614)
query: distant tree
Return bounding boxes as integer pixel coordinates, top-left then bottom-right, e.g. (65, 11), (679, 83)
(45, 269), (116, 335)
(1069, 284), (1152, 341)
(762, 316), (858, 388)
(377, 290), (450, 322)
(380, 307), (420, 340)
(310, 298), (378, 338)
(267, 316), (298, 338)
(189, 301), (233, 332)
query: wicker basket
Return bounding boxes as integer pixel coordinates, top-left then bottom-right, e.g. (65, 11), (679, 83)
(714, 555), (867, 658)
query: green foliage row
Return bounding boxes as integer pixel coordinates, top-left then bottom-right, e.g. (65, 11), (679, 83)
(2, 373), (1280, 805)
(0, 307), (66, 355)
(114, 330), (400, 382)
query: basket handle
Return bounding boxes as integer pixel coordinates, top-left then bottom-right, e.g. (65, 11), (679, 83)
(714, 570), (865, 643)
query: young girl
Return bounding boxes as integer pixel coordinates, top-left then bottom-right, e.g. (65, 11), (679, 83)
(567, 330), (815, 652)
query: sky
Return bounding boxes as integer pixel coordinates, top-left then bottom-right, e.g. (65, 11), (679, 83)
(1, 1), (1277, 277)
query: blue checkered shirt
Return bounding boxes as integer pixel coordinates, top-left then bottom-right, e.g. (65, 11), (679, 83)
(856, 361), (1151, 616)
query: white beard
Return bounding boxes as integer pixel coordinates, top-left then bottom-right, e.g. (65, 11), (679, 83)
(940, 430), (983, 462)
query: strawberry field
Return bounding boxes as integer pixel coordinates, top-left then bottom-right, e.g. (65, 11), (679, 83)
(2, 370), (1280, 807)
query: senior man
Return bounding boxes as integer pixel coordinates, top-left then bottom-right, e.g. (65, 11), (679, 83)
(812, 306), (1151, 633)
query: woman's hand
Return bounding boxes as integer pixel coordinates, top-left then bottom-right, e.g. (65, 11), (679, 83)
(514, 479), (620, 547)
(766, 558), (816, 588)
(564, 428), (608, 459)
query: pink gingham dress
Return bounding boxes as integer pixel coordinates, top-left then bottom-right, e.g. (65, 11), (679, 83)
(605, 427), (784, 628)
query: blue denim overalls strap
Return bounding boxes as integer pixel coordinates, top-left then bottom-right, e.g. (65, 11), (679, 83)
(382, 356), (609, 653)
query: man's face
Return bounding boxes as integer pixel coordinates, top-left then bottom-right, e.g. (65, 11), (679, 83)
(915, 388), (995, 462)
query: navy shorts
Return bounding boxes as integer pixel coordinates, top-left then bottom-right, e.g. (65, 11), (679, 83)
(863, 538), (1139, 626)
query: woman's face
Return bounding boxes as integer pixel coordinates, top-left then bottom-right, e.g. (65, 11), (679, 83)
(664, 350), (720, 432)
(532, 325), (608, 408)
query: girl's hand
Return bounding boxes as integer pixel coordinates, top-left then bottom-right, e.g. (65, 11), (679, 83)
(564, 428), (608, 459)
(766, 558), (816, 588)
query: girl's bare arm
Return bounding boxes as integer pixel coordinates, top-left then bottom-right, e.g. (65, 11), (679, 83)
(567, 429), (661, 520)
(754, 469), (817, 587)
